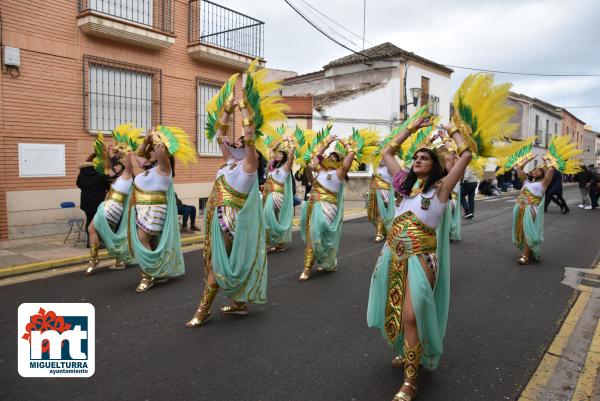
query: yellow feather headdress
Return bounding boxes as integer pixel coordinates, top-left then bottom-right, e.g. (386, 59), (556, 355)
(152, 125), (198, 165)
(545, 135), (582, 174)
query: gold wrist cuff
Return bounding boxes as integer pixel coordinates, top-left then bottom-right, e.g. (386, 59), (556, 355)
(386, 142), (401, 152)
(242, 118), (254, 127)
(216, 136), (224, 145)
(244, 138), (256, 147)
(456, 143), (469, 156)
(223, 95), (236, 114)
(238, 99), (247, 110)
(448, 126), (460, 137)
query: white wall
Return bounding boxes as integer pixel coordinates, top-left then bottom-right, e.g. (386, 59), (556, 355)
(405, 62), (451, 124)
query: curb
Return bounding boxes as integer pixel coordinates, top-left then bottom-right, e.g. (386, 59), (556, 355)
(0, 209), (367, 279)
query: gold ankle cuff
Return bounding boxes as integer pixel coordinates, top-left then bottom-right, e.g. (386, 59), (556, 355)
(186, 283), (219, 327)
(403, 339), (422, 381)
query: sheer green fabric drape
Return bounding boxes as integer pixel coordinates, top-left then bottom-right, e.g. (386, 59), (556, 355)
(377, 186), (396, 232)
(367, 208), (451, 370)
(264, 174), (293, 245)
(129, 184), (185, 278)
(449, 187), (461, 241)
(93, 195), (136, 264)
(211, 180), (268, 303)
(512, 197), (544, 260)
(300, 184), (345, 271)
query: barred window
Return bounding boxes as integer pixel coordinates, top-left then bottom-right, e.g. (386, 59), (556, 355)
(197, 78), (235, 156)
(84, 0), (153, 26)
(83, 55), (161, 132)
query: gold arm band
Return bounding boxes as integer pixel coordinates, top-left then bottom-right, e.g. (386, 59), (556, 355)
(244, 138), (256, 147)
(216, 136), (224, 145)
(238, 99), (247, 110)
(456, 143), (470, 156)
(448, 126), (460, 137)
(242, 118), (254, 127)
(223, 95), (236, 114)
(386, 141), (401, 152)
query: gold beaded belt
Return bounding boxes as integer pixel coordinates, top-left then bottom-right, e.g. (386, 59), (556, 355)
(131, 185), (167, 205)
(517, 188), (542, 208)
(311, 180), (337, 204)
(106, 188), (127, 204)
(386, 211), (437, 260)
(263, 176), (285, 195)
(371, 174), (391, 191)
(211, 175), (248, 210)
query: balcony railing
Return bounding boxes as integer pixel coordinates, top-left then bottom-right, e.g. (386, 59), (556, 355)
(189, 0), (264, 59)
(78, 0), (175, 34)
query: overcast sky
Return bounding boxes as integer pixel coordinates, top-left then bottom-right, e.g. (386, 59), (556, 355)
(217, 0), (600, 131)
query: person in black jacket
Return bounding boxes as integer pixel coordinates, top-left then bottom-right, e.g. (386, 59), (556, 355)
(589, 165), (599, 210)
(77, 154), (110, 247)
(544, 170), (569, 214)
(576, 166), (592, 209)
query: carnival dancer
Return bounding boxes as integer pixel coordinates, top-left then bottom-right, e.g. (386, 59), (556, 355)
(262, 126), (296, 252)
(129, 126), (196, 292)
(86, 124), (141, 275)
(367, 159), (395, 242)
(296, 126), (377, 281)
(368, 73), (518, 401)
(186, 62), (287, 327)
(509, 135), (581, 265)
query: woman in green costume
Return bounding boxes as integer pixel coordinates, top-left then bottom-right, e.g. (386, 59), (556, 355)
(186, 96), (268, 327)
(512, 156), (554, 265)
(298, 134), (355, 281)
(367, 116), (472, 401)
(86, 145), (134, 275)
(263, 141), (295, 252)
(129, 127), (193, 292)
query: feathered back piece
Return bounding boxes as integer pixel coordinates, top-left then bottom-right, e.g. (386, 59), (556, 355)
(495, 137), (536, 175)
(452, 73), (517, 161)
(372, 105), (429, 168)
(400, 119), (440, 165)
(333, 127), (379, 171)
(243, 60), (288, 139)
(257, 124), (294, 160)
(205, 73), (239, 141)
(154, 126), (197, 165)
(113, 123), (143, 153)
(93, 133), (110, 176)
(545, 135), (582, 174)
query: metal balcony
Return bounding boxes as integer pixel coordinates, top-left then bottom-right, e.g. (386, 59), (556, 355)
(188, 0), (264, 70)
(77, 0), (175, 49)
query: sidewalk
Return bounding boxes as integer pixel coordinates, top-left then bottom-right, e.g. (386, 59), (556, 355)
(0, 200), (367, 279)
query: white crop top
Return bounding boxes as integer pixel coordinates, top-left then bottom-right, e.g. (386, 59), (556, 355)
(523, 180), (544, 197)
(268, 167), (290, 184)
(112, 176), (133, 194)
(316, 169), (342, 193)
(394, 187), (447, 229)
(134, 166), (171, 192)
(216, 159), (257, 194)
(377, 166), (394, 185)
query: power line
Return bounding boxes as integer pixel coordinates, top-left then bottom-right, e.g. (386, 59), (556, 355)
(283, 0), (374, 61)
(293, 0), (360, 48)
(563, 104), (600, 109)
(444, 64), (600, 77)
(298, 0), (375, 46)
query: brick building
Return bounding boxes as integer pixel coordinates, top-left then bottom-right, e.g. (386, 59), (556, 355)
(0, 0), (267, 240)
(560, 109), (586, 151)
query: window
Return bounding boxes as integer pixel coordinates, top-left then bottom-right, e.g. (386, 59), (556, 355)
(86, 0), (153, 26)
(545, 119), (549, 147)
(534, 115), (540, 144)
(554, 122), (558, 134)
(197, 79), (236, 156)
(84, 55), (161, 132)
(420, 77), (430, 107)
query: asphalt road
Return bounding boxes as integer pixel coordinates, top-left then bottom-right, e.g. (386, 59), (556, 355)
(1, 186), (599, 401)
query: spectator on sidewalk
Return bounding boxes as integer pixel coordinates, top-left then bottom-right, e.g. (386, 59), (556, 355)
(575, 165), (592, 209)
(589, 165), (599, 210)
(460, 167), (478, 219)
(296, 166), (313, 201)
(175, 193), (200, 233)
(544, 170), (569, 214)
(77, 153), (110, 247)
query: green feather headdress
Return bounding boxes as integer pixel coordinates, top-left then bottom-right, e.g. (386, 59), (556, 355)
(205, 73), (239, 141)
(93, 133), (110, 176)
(545, 135), (582, 174)
(153, 125), (197, 165)
(495, 137), (535, 175)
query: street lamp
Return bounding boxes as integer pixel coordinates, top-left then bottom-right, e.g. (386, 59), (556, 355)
(400, 87), (422, 114)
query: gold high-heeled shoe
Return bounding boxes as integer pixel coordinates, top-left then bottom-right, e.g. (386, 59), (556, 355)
(374, 220), (385, 242)
(392, 382), (418, 401)
(186, 283), (219, 328)
(135, 273), (168, 293)
(85, 244), (100, 275)
(298, 248), (315, 281)
(220, 302), (249, 315)
(109, 259), (126, 270)
(391, 355), (405, 368)
(517, 255), (530, 265)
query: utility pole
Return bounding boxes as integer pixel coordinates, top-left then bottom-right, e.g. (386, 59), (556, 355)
(362, 0), (366, 50)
